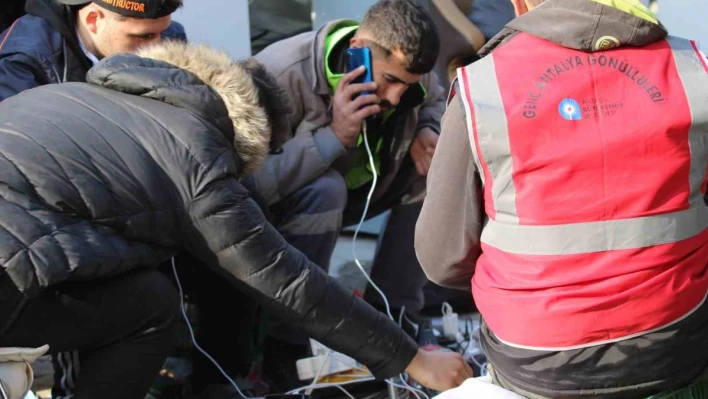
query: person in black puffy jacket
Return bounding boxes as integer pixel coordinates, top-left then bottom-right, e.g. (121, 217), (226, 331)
(0, 41), (471, 399)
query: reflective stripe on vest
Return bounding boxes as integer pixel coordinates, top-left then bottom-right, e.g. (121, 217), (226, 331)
(458, 33), (708, 350)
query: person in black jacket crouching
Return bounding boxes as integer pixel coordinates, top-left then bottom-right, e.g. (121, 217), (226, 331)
(0, 41), (472, 399)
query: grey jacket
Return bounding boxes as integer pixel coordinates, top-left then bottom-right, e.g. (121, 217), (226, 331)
(253, 20), (446, 206)
(0, 43), (417, 379)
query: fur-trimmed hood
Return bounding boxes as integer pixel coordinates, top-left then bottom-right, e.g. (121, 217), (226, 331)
(86, 42), (271, 176)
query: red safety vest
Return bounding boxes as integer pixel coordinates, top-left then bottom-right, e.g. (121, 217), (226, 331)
(458, 33), (708, 350)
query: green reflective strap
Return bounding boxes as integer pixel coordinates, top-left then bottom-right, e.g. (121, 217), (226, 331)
(645, 380), (708, 399)
(324, 22), (360, 91)
(345, 134), (383, 190)
(590, 0), (658, 24)
(418, 81), (428, 99)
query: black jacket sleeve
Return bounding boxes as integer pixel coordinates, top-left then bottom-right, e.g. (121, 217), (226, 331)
(0, 53), (47, 102)
(185, 175), (418, 379)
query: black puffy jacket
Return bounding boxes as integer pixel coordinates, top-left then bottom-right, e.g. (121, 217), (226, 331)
(0, 0), (186, 102)
(0, 42), (417, 379)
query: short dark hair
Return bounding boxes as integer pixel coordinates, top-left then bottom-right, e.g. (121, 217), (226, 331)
(238, 58), (292, 153)
(358, 0), (440, 75)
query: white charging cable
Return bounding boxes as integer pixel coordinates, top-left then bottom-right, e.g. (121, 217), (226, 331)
(169, 121), (410, 399)
(354, 121), (434, 399)
(304, 350), (330, 396)
(171, 258), (263, 399)
(352, 121), (394, 320)
(295, 121), (420, 399)
(391, 379), (429, 399)
(290, 377), (430, 399)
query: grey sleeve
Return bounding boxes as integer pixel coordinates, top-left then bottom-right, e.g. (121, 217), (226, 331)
(416, 72), (447, 134)
(415, 90), (483, 290)
(250, 126), (347, 206)
(247, 58), (348, 205)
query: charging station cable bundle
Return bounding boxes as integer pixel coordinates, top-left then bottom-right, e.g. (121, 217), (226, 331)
(285, 122), (429, 398)
(171, 120), (430, 399)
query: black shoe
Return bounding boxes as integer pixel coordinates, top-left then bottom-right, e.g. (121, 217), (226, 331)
(147, 357), (192, 399)
(261, 337), (310, 393)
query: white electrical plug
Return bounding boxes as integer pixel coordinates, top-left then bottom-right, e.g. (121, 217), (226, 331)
(441, 302), (460, 339)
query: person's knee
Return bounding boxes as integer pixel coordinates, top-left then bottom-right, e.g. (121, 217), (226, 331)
(306, 169), (348, 212)
(134, 270), (181, 339)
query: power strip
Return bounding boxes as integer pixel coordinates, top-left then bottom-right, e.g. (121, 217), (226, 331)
(296, 352), (360, 381)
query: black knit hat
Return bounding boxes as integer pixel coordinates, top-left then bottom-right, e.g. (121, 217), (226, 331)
(57, 0), (179, 19)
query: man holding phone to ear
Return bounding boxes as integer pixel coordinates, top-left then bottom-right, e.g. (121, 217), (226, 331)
(252, 0), (447, 388)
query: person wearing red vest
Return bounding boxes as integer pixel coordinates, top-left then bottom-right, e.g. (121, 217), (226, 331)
(416, 0), (708, 398)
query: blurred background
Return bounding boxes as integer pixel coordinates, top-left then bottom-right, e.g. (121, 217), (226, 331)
(5, 1), (698, 61)
(1, 0), (699, 328)
(151, 1), (707, 60)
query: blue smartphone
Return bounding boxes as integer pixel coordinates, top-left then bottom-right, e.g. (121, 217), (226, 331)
(345, 47), (374, 98)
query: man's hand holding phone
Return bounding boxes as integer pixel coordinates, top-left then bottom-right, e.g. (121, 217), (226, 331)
(330, 66), (381, 148)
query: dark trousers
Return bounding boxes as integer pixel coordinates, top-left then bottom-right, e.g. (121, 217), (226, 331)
(0, 269), (180, 399)
(168, 253), (258, 393)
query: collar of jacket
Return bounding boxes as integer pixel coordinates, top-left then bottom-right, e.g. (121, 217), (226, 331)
(481, 0), (667, 56)
(590, 0), (657, 24)
(323, 21), (359, 91)
(311, 20), (346, 96)
(25, 0), (93, 71)
(87, 42), (271, 177)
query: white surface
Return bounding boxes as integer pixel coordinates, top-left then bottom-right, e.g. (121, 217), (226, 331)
(172, 0), (251, 59)
(659, 1), (708, 47)
(297, 340), (361, 381)
(0, 362), (32, 399)
(434, 375), (526, 399)
(442, 303), (460, 339)
(296, 353), (359, 381)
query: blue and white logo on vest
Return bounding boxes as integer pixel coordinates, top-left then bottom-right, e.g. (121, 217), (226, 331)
(559, 98), (582, 120)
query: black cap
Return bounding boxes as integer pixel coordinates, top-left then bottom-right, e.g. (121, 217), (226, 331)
(57, 0), (178, 19)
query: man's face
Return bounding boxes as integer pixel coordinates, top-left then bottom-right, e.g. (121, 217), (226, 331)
(90, 8), (172, 58)
(351, 38), (422, 111)
(370, 49), (422, 111)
